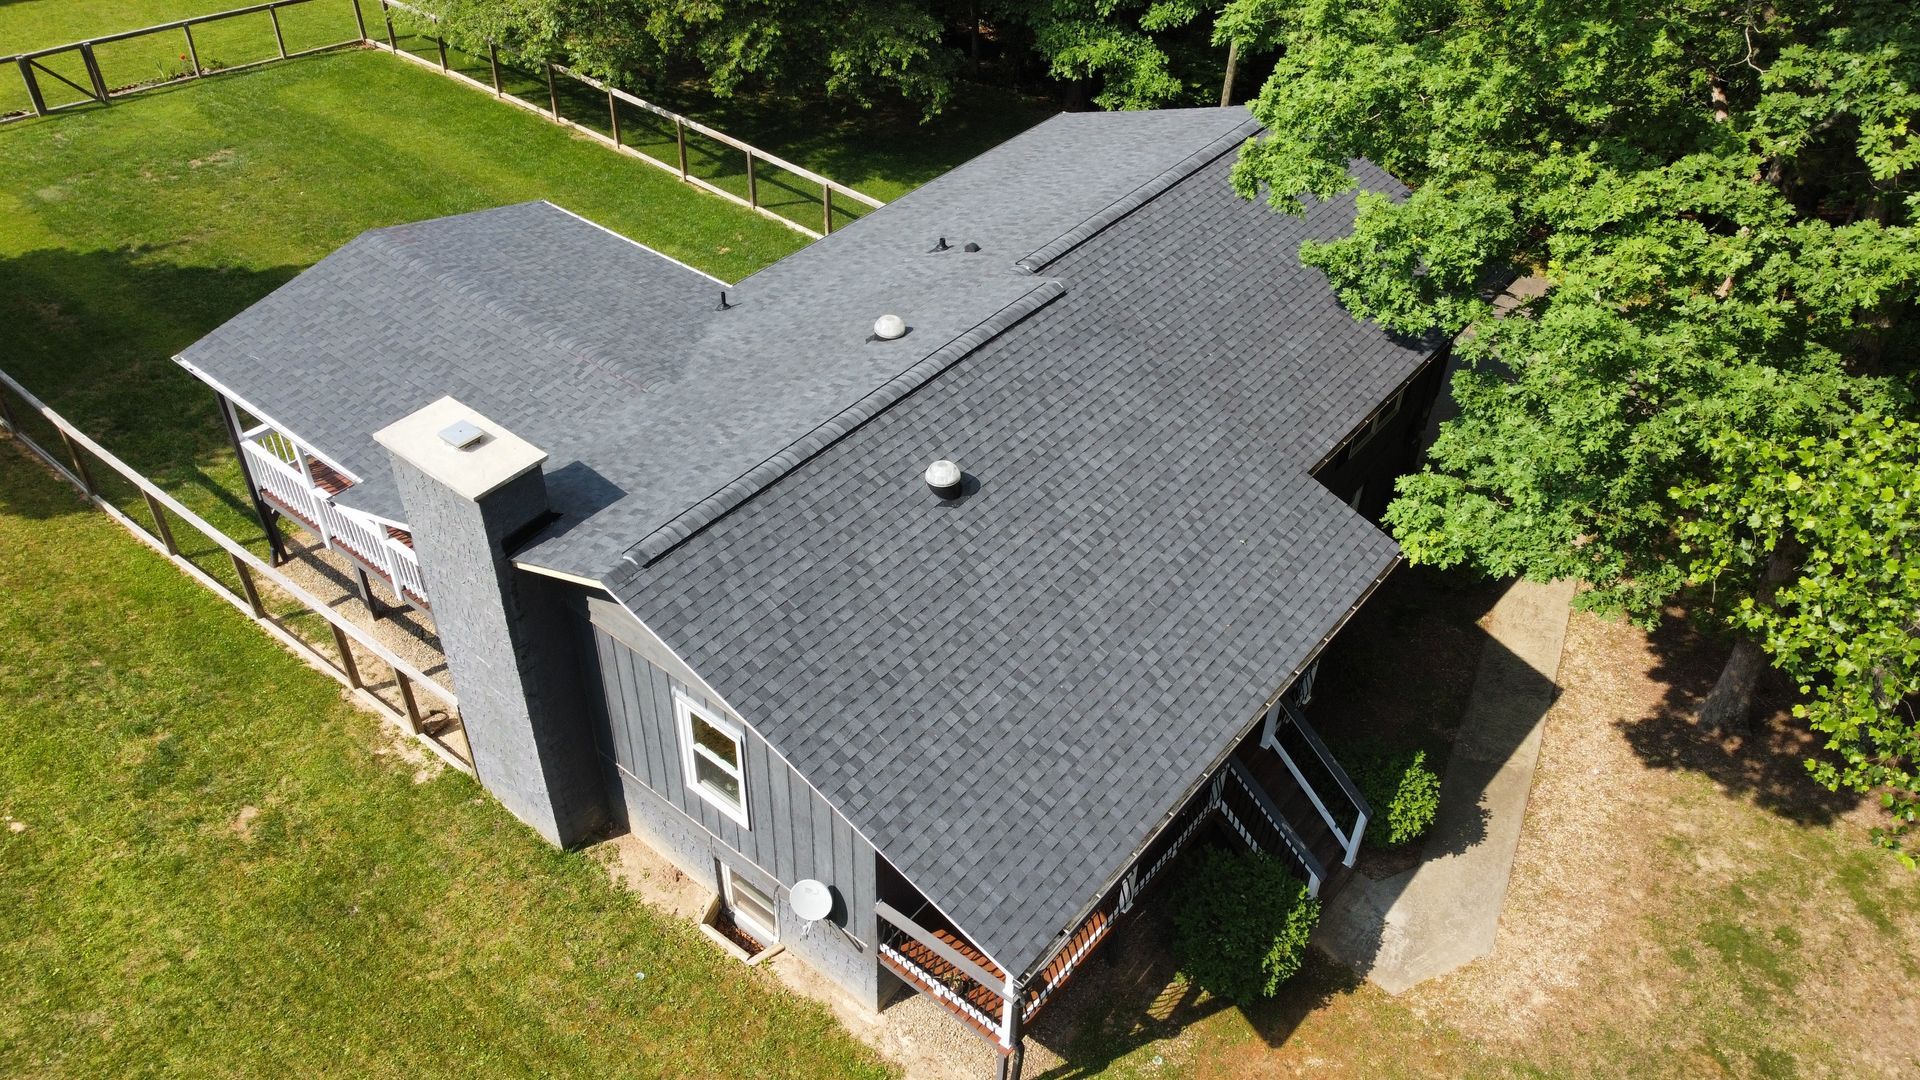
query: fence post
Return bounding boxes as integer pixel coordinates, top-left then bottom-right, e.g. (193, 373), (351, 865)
(231, 553), (267, 619)
(182, 23), (201, 75)
(350, 0), (367, 42)
(545, 61), (559, 119)
(0, 384), (17, 434)
(823, 183), (833, 235)
(675, 119), (688, 179)
(143, 491), (180, 556)
(487, 43), (500, 94)
(330, 624), (363, 689)
(15, 58), (47, 116)
(79, 43), (110, 103)
(56, 429), (97, 496)
(746, 150), (757, 208)
(268, 5), (288, 59)
(381, 1), (396, 50)
(435, 34), (448, 71)
(607, 88), (620, 145)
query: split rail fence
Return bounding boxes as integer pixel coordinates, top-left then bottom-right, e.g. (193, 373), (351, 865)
(0, 366), (473, 775)
(0, 0), (883, 239)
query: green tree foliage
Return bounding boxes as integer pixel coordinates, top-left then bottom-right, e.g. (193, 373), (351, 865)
(1228, 0), (1920, 733)
(1677, 419), (1920, 858)
(431, 0), (956, 112)
(1173, 847), (1319, 1000)
(1352, 746), (1441, 848)
(1009, 0), (1215, 110)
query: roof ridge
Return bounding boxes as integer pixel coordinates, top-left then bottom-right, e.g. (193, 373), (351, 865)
(1014, 115), (1261, 274)
(357, 225), (663, 396)
(606, 279), (1068, 584)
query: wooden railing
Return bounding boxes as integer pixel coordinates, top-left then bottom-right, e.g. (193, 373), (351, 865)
(1262, 698), (1371, 867)
(1219, 758), (1327, 896)
(0, 366), (468, 773)
(238, 430), (429, 608)
(875, 900), (1009, 1047)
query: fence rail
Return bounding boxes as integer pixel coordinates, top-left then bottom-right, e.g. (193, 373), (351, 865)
(0, 366), (471, 775)
(2, 0), (884, 239)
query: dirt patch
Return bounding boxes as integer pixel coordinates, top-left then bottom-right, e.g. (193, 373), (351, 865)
(188, 148), (236, 169)
(6, 817), (25, 834)
(228, 805), (262, 840)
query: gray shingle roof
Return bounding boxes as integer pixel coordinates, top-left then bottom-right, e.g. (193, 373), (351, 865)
(178, 105), (1437, 977)
(615, 150), (1432, 974)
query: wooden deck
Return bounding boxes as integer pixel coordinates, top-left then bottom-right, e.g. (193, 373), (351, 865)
(879, 929), (1006, 1045)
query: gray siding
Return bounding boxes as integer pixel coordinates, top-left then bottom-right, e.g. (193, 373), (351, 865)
(583, 599), (882, 1008)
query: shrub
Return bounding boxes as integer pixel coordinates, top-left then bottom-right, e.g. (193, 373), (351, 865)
(1172, 847), (1320, 1001)
(1353, 746), (1442, 848)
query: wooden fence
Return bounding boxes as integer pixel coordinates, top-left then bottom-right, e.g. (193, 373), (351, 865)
(0, 366), (473, 776)
(0, 0), (884, 239)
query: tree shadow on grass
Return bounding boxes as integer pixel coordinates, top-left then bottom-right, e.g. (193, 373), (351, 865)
(0, 246), (299, 531)
(1616, 609), (1862, 829)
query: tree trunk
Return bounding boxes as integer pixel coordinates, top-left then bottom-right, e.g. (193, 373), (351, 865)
(1697, 535), (1799, 734)
(1220, 39), (1240, 107)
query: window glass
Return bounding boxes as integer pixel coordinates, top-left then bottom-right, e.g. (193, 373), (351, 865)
(728, 869), (778, 940)
(692, 714), (742, 769)
(693, 754), (742, 804)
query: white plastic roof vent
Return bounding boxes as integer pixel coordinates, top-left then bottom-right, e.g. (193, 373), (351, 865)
(437, 419), (485, 450)
(873, 314), (908, 340)
(925, 459), (963, 497)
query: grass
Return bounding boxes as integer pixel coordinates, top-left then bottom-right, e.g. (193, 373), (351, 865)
(0, 454), (891, 1078)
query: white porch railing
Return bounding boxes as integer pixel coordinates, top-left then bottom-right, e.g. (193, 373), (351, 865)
(1260, 698), (1371, 867)
(239, 426), (428, 607)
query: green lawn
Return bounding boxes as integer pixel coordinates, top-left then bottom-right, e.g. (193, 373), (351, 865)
(0, 455), (891, 1078)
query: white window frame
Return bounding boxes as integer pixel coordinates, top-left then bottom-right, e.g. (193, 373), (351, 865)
(674, 691), (750, 828)
(723, 866), (779, 944)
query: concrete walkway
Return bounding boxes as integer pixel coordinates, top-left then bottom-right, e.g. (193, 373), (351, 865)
(1316, 577), (1575, 994)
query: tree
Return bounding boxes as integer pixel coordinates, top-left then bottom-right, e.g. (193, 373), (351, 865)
(1010, 0), (1217, 110)
(1677, 418), (1920, 858)
(431, 0), (957, 114)
(1227, 0), (1920, 732)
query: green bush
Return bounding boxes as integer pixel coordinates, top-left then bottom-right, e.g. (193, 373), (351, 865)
(1172, 847), (1320, 1001)
(1353, 746), (1442, 848)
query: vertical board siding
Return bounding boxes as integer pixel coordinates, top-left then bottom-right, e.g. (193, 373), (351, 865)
(587, 624), (878, 954)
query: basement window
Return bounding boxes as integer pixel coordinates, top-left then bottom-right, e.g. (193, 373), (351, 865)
(725, 867), (780, 944)
(675, 692), (749, 827)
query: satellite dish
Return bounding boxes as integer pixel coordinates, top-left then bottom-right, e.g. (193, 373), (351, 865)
(790, 879), (833, 923)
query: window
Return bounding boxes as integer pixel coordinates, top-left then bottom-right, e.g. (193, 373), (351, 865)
(675, 692), (749, 827)
(724, 866), (779, 943)
(1349, 389), (1404, 454)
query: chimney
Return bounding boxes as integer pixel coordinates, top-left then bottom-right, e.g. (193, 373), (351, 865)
(375, 396), (604, 846)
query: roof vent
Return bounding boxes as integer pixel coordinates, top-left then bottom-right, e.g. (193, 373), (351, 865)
(963, 242), (981, 253)
(873, 314), (908, 340)
(930, 236), (951, 252)
(715, 289), (732, 311)
(437, 419), (486, 450)
(925, 459), (963, 498)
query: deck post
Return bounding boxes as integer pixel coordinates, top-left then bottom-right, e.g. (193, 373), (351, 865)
(394, 669), (424, 733)
(353, 566), (389, 621)
(330, 623), (363, 689)
(545, 62), (559, 119)
(350, 0), (367, 42)
(997, 980), (1026, 1080)
(55, 429), (97, 496)
(143, 491), (180, 556)
(268, 5), (288, 59)
(216, 391), (288, 565)
(182, 23), (202, 75)
(231, 553), (267, 619)
(487, 43), (500, 94)
(79, 43), (110, 103)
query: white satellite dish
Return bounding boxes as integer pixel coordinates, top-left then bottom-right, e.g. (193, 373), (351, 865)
(790, 879), (833, 923)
